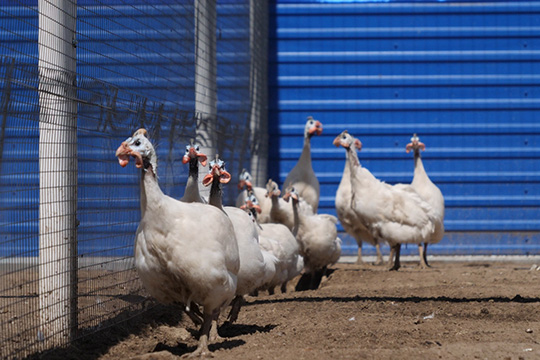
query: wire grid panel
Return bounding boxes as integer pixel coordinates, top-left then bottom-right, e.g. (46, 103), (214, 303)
(0, 0), (262, 357)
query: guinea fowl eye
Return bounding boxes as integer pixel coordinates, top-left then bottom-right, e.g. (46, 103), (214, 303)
(195, 145), (200, 151)
(134, 139), (141, 146)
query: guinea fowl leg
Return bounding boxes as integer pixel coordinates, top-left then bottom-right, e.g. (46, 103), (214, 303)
(225, 295), (243, 325)
(280, 281), (288, 293)
(389, 244), (401, 271)
(423, 243), (430, 267)
(388, 245), (396, 269)
(185, 302), (203, 326)
(374, 242), (384, 266)
(355, 243), (363, 265)
(183, 311), (214, 358)
(418, 243), (430, 269)
(209, 310), (224, 343)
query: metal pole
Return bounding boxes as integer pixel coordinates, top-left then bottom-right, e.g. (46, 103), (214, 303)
(194, 0), (217, 200)
(38, 0), (78, 347)
(249, 0), (269, 186)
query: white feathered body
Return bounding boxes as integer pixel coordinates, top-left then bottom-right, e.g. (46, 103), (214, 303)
(335, 152), (378, 247)
(224, 206), (269, 296)
(135, 176), (239, 312)
(283, 139), (320, 213)
(258, 222), (302, 288)
(236, 187), (272, 223)
(410, 156), (445, 244)
(348, 155), (439, 247)
(292, 204), (342, 273)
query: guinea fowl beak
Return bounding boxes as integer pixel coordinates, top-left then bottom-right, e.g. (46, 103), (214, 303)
(116, 142), (143, 168)
(202, 173), (214, 187)
(332, 135), (344, 148)
(197, 153), (208, 166)
(238, 179), (246, 190)
(219, 169), (231, 184)
(203, 165), (231, 186)
(309, 121), (323, 136)
(405, 143), (413, 153)
(354, 139), (362, 151)
(247, 200), (262, 214)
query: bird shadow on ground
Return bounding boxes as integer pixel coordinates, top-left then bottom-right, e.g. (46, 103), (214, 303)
(26, 303), (188, 360)
(220, 323), (277, 337)
(153, 339), (246, 357)
(247, 293), (540, 306)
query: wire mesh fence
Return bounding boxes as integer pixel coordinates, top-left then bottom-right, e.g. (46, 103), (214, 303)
(0, 0), (268, 357)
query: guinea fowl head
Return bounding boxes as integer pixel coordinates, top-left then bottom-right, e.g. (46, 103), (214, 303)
(115, 128), (156, 171)
(304, 116), (323, 138)
(241, 190), (262, 214)
(182, 139), (207, 166)
(265, 179), (281, 198)
(282, 186), (299, 203)
(333, 130), (362, 151)
(237, 168), (253, 190)
(202, 155), (231, 187)
(405, 133), (425, 154)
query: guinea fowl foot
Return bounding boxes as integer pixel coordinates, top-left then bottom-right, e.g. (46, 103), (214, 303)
(373, 259), (384, 266)
(209, 319), (224, 343)
(388, 263), (401, 271)
(181, 345), (214, 359)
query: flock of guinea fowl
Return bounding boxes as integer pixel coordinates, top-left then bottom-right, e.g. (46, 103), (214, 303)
(115, 116), (444, 357)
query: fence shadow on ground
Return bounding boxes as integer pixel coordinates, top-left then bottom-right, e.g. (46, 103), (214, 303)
(25, 302), (267, 359)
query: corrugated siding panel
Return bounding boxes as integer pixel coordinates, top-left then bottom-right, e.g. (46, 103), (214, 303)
(0, 2), (251, 258)
(268, 1), (540, 256)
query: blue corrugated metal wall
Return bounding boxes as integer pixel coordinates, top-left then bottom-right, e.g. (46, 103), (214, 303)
(0, 1), (252, 258)
(268, 1), (540, 256)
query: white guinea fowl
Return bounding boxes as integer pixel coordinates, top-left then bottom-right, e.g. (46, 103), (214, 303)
(334, 136), (383, 265)
(266, 179), (313, 232)
(406, 134), (445, 268)
(244, 192), (303, 294)
(180, 140), (207, 204)
(334, 130), (440, 271)
(115, 129), (239, 357)
(235, 169), (272, 223)
(282, 116), (322, 213)
(203, 156), (269, 324)
(283, 186), (341, 290)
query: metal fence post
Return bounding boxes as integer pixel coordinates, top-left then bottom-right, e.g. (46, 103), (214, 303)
(249, 0), (269, 186)
(38, 0), (78, 347)
(194, 0), (217, 199)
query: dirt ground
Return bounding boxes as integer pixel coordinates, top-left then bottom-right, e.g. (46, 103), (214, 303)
(30, 259), (540, 360)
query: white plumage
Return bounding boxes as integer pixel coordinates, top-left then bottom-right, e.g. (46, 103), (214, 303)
(334, 137), (383, 265)
(180, 140), (207, 204)
(266, 179), (313, 231)
(244, 192), (303, 294)
(235, 169), (272, 223)
(204, 157), (272, 323)
(282, 116), (322, 213)
(283, 187), (341, 289)
(406, 134), (445, 268)
(115, 129), (239, 357)
(334, 130), (440, 271)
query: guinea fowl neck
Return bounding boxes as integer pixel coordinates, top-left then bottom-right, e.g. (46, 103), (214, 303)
(346, 145), (361, 170)
(299, 136), (312, 166)
(342, 148), (351, 178)
(184, 159), (202, 202)
(208, 179), (224, 210)
(140, 162), (164, 217)
(413, 150), (426, 177)
(291, 198), (301, 237)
